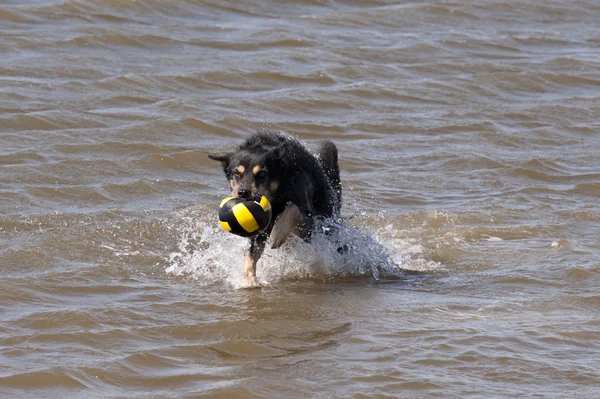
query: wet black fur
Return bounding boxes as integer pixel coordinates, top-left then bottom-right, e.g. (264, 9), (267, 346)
(209, 131), (342, 240)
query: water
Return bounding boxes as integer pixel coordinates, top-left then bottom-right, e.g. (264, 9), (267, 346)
(2, 0), (600, 397)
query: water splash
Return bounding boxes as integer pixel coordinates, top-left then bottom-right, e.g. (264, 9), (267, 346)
(165, 206), (443, 287)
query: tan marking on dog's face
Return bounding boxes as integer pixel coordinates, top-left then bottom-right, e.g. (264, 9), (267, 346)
(270, 181), (279, 192)
(252, 165), (262, 175)
(236, 165), (246, 174)
(229, 179), (240, 195)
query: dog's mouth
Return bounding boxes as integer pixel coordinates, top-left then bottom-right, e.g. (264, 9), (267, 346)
(233, 189), (253, 200)
(231, 189), (270, 203)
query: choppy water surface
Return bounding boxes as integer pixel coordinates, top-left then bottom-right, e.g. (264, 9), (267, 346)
(2, 0), (600, 397)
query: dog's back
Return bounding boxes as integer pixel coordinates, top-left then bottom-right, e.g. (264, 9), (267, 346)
(262, 131), (340, 220)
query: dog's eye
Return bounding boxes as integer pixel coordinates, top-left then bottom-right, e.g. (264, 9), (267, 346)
(231, 170), (242, 180)
(254, 170), (267, 179)
(232, 165), (246, 177)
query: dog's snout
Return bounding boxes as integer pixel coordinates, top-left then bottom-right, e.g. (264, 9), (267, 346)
(237, 189), (252, 199)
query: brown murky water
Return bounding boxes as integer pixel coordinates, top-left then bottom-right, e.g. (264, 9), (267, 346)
(2, 0), (600, 397)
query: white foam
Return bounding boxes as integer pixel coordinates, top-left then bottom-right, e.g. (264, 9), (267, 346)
(165, 212), (444, 287)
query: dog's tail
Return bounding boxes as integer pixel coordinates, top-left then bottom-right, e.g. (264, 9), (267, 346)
(318, 140), (342, 213)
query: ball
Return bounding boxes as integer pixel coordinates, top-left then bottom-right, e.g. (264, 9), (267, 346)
(218, 195), (272, 237)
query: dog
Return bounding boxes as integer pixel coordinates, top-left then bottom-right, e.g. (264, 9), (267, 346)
(209, 131), (342, 284)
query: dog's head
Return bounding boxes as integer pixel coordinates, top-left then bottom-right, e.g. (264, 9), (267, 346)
(209, 137), (288, 202)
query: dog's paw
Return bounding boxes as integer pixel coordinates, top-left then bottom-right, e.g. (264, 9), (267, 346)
(236, 276), (264, 289)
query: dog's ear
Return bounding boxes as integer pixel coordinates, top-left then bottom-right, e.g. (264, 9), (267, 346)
(269, 144), (287, 163)
(208, 153), (231, 169)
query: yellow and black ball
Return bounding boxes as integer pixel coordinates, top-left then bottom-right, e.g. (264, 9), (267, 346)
(218, 195), (272, 237)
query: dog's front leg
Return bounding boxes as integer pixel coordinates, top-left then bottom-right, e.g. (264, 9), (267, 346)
(243, 233), (267, 283)
(270, 203), (317, 249)
(270, 203), (307, 249)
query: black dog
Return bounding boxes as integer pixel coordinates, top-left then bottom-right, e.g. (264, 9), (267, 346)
(209, 131), (342, 283)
